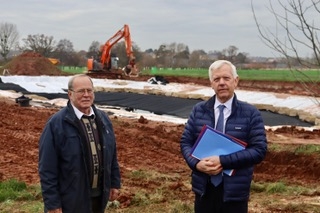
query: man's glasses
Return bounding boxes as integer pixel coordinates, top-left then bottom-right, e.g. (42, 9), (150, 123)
(70, 89), (94, 95)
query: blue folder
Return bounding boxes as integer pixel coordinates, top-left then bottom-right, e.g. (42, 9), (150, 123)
(191, 125), (247, 176)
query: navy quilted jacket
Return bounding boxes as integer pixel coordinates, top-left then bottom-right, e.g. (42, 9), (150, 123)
(180, 94), (267, 202)
(39, 101), (121, 212)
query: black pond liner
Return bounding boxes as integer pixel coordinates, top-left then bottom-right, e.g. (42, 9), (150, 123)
(0, 80), (313, 127)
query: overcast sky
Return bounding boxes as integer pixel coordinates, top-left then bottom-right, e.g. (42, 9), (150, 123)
(1, 0), (318, 57)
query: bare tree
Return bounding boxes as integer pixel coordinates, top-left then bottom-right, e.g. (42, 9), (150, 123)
(52, 39), (75, 65)
(252, 0), (320, 103)
(87, 41), (100, 59)
(0, 22), (19, 61)
(20, 34), (56, 57)
(76, 50), (88, 67)
(140, 52), (157, 69)
(153, 42), (190, 68)
(111, 41), (141, 68)
(223, 45), (239, 62)
(154, 44), (171, 67)
(189, 50), (207, 68)
(55, 39), (74, 53)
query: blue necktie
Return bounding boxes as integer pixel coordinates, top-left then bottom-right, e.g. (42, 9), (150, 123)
(216, 105), (225, 133)
(211, 104), (225, 186)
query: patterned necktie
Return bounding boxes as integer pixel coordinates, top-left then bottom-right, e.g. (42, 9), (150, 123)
(211, 104), (225, 186)
(216, 105), (225, 132)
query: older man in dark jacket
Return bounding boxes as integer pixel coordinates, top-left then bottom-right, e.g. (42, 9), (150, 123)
(180, 60), (267, 213)
(39, 74), (121, 213)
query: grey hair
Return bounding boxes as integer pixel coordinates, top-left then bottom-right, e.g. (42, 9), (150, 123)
(68, 74), (93, 90)
(208, 60), (238, 82)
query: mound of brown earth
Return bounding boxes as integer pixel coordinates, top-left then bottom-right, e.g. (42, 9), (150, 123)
(2, 52), (63, 76)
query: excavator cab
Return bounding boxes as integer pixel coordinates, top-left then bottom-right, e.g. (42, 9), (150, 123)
(110, 57), (119, 69)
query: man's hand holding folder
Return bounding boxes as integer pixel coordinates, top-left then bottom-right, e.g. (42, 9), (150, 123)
(195, 155), (224, 176)
(191, 125), (247, 176)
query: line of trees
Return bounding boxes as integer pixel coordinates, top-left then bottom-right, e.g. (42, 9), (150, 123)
(0, 22), (250, 69)
(1, 0), (319, 71)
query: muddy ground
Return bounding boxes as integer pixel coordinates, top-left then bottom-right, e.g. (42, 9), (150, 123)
(1, 94), (320, 185)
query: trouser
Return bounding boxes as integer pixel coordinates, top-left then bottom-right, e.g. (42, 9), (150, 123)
(91, 196), (104, 213)
(194, 182), (248, 213)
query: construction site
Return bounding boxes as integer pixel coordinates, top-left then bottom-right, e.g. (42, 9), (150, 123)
(0, 52), (320, 212)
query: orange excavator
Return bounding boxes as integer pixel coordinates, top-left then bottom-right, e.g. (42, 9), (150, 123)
(87, 24), (138, 78)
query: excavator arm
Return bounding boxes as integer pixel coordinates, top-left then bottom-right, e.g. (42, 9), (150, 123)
(87, 24), (138, 78)
(100, 24), (134, 70)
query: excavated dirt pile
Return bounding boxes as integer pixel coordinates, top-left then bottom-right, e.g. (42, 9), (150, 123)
(2, 52), (63, 76)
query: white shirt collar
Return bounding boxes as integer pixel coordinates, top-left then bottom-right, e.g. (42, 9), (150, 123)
(71, 103), (95, 120)
(214, 95), (234, 111)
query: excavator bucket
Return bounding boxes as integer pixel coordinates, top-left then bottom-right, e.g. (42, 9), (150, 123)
(47, 58), (60, 65)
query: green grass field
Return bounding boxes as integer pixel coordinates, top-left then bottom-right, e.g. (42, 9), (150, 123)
(59, 66), (87, 74)
(144, 67), (320, 82)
